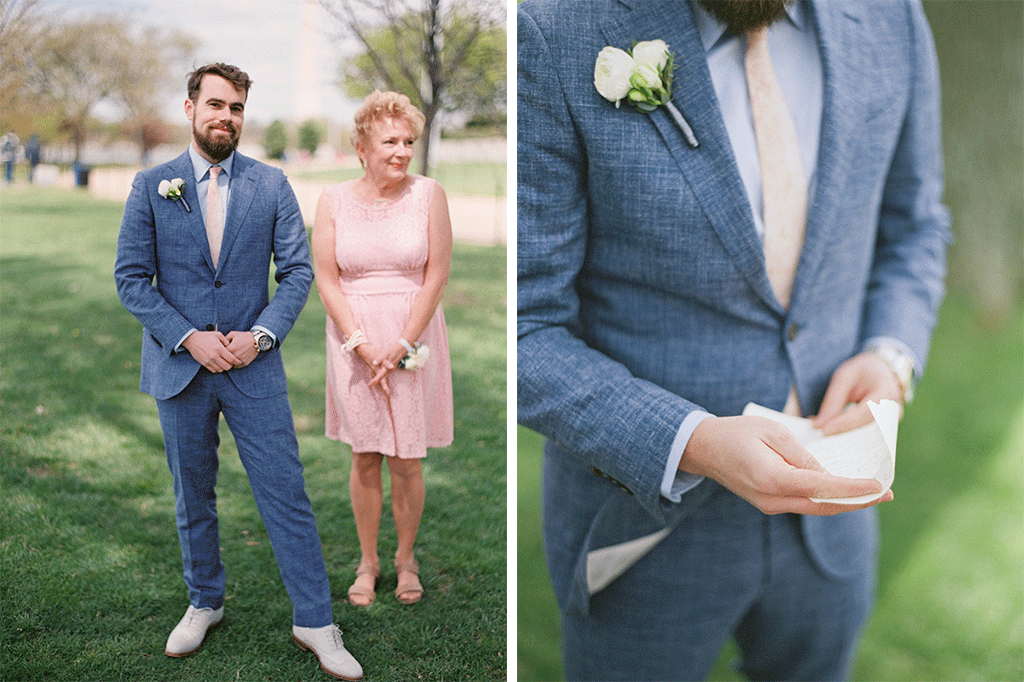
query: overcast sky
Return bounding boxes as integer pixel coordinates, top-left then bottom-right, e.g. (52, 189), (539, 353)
(74, 0), (361, 126)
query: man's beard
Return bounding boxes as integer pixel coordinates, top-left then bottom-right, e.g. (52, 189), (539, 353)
(698, 0), (791, 34)
(193, 120), (239, 161)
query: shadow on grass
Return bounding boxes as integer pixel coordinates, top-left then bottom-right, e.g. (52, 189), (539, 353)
(0, 254), (166, 457)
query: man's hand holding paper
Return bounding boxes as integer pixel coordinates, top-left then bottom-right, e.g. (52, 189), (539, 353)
(681, 410), (895, 516)
(744, 399), (899, 504)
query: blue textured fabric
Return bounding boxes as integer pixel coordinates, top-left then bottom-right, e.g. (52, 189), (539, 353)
(156, 370), (332, 627)
(116, 149), (330, 627)
(518, 0), (949, 677)
(559, 484), (877, 681)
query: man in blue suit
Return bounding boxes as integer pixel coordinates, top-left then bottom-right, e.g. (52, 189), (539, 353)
(115, 63), (362, 681)
(518, 1), (949, 679)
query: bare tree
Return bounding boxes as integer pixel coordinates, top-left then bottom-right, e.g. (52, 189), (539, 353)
(15, 9), (195, 164)
(0, 0), (58, 130)
(33, 14), (127, 163)
(320, 0), (504, 175)
(111, 26), (197, 164)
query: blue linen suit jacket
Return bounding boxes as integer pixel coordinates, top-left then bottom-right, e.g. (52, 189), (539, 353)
(518, 0), (950, 617)
(115, 150), (313, 401)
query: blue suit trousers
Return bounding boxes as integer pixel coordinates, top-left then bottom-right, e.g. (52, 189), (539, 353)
(156, 369), (332, 628)
(557, 485), (877, 681)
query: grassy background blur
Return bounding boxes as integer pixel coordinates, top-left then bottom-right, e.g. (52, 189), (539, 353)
(516, 2), (1024, 680)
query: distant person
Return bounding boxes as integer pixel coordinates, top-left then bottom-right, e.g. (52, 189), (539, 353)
(24, 134), (41, 184)
(311, 90), (453, 608)
(114, 62), (362, 681)
(2, 133), (18, 183)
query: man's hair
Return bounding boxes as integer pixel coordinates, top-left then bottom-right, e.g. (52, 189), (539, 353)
(187, 63), (253, 102)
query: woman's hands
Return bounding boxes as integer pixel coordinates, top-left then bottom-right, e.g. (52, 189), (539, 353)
(355, 341), (409, 395)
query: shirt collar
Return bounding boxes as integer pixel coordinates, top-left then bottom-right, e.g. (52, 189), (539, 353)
(188, 144), (235, 183)
(690, 0), (806, 52)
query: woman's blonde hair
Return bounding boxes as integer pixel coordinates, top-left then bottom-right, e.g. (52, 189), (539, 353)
(351, 90), (427, 153)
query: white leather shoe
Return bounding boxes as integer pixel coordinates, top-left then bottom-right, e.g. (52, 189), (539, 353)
(164, 605), (224, 657)
(292, 624), (363, 680)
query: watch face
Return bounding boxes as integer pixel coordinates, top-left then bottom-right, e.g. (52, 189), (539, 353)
(257, 334), (273, 351)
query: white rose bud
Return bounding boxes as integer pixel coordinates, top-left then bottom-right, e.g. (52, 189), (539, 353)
(635, 65), (662, 90)
(631, 39), (670, 73)
(158, 179), (171, 198)
(594, 46), (637, 106)
(171, 178), (184, 190)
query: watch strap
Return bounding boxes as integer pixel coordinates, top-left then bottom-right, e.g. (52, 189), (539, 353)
(867, 344), (915, 404)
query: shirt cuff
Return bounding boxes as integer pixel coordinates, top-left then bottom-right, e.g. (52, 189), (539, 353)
(660, 410), (715, 502)
(174, 328), (198, 354)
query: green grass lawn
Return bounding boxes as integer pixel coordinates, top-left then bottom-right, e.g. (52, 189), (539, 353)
(0, 186), (507, 681)
(295, 162), (506, 198)
(517, 295), (1024, 682)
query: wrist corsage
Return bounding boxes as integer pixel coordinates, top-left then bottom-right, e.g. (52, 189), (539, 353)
(398, 337), (429, 370)
(594, 39), (698, 147)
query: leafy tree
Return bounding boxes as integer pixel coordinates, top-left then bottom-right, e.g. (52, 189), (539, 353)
(298, 119), (325, 155)
(321, 0), (505, 175)
(264, 120), (288, 160)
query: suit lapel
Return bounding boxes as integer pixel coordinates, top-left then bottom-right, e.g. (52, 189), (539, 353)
(216, 153), (259, 274)
(165, 151), (219, 272)
(601, 0), (777, 310)
(791, 0), (866, 308)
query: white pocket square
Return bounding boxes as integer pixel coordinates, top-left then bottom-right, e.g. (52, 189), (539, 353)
(586, 526), (673, 594)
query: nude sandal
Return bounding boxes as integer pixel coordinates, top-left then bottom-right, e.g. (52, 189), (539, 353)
(394, 559), (423, 605)
(347, 562), (380, 607)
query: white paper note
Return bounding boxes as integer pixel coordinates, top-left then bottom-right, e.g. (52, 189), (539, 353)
(742, 399), (899, 504)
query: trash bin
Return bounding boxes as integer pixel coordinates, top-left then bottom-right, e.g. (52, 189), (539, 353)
(73, 163), (90, 187)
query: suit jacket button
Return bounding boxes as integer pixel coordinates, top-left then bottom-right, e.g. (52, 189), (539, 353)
(206, 324), (215, 331)
(215, 280), (223, 288)
(787, 323), (799, 342)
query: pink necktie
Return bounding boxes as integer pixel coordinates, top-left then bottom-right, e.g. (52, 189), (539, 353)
(206, 165), (224, 267)
(745, 27), (807, 310)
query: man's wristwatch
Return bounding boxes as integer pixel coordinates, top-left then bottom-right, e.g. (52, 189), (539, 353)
(252, 329), (274, 353)
(867, 344), (915, 404)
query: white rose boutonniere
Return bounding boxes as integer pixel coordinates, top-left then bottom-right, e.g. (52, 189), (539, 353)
(593, 46), (637, 104)
(594, 39), (699, 148)
(158, 177), (191, 211)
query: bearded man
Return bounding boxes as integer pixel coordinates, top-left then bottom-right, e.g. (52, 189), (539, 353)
(518, 0), (949, 678)
(115, 63), (362, 680)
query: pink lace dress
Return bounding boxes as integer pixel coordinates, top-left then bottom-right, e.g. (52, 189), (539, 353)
(323, 175), (454, 458)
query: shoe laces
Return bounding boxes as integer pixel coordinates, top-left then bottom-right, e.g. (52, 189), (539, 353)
(183, 606), (214, 626)
(326, 624), (344, 649)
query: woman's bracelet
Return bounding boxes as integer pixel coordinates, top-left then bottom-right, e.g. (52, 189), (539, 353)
(343, 329), (368, 352)
(399, 337), (415, 354)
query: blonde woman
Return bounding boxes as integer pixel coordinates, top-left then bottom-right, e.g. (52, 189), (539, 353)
(312, 91), (454, 606)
